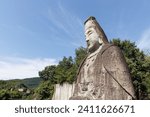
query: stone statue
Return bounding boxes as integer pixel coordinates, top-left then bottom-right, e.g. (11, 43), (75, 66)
(70, 16), (136, 100)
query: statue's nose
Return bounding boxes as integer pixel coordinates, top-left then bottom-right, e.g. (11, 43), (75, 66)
(86, 39), (89, 44)
(86, 40), (90, 47)
(86, 37), (89, 42)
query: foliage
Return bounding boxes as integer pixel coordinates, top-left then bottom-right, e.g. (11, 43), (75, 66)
(0, 89), (23, 100)
(34, 81), (54, 99)
(75, 47), (87, 67)
(21, 77), (42, 89)
(0, 78), (40, 100)
(39, 66), (56, 81)
(0, 89), (10, 100)
(143, 56), (150, 98)
(38, 47), (87, 84)
(38, 56), (83, 84)
(54, 56), (76, 84)
(0, 80), (21, 90)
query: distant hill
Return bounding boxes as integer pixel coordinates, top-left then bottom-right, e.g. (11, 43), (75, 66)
(0, 77), (43, 89)
(21, 77), (43, 89)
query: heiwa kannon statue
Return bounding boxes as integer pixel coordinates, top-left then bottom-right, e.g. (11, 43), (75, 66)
(70, 16), (136, 100)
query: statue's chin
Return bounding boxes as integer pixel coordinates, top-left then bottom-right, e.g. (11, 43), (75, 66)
(88, 45), (101, 53)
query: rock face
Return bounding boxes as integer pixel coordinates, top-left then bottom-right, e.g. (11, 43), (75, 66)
(52, 83), (75, 100)
(69, 16), (136, 100)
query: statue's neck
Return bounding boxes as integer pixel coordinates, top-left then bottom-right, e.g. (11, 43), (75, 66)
(88, 45), (103, 57)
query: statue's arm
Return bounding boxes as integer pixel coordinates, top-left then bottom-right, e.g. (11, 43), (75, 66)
(102, 46), (136, 99)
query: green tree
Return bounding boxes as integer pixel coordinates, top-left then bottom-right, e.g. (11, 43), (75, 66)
(34, 81), (54, 99)
(142, 56), (150, 98)
(54, 56), (76, 84)
(38, 48), (87, 84)
(39, 65), (56, 81)
(0, 89), (22, 100)
(75, 47), (87, 67)
(0, 89), (10, 100)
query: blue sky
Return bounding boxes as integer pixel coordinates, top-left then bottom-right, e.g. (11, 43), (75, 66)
(0, 0), (150, 79)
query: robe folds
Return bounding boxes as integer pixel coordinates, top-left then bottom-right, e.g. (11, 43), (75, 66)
(70, 44), (136, 100)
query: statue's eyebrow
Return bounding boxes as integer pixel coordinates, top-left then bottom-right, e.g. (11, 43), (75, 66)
(85, 28), (93, 35)
(86, 30), (92, 34)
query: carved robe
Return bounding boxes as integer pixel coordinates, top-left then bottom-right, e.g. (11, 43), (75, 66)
(71, 44), (136, 100)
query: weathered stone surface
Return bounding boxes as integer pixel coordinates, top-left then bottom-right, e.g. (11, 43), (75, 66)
(52, 83), (75, 100)
(70, 16), (136, 100)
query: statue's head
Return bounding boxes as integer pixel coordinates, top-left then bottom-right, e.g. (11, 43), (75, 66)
(84, 16), (109, 53)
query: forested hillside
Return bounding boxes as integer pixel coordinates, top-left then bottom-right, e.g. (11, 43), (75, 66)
(0, 77), (42, 99)
(21, 77), (42, 89)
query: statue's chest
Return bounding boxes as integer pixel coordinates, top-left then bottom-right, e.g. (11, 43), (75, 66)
(80, 52), (98, 82)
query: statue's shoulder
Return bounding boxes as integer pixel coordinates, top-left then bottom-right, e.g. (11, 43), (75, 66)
(98, 44), (115, 55)
(101, 44), (122, 55)
(104, 44), (120, 50)
(98, 44), (124, 65)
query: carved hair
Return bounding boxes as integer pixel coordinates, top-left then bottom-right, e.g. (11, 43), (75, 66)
(84, 16), (109, 44)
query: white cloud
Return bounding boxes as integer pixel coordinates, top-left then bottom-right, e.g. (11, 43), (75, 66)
(0, 57), (57, 80)
(137, 28), (150, 51)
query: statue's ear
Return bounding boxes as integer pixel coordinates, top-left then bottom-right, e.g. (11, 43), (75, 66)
(98, 37), (103, 45)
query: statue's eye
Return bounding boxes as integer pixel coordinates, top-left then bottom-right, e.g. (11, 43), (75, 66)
(88, 31), (92, 35)
(89, 32), (92, 35)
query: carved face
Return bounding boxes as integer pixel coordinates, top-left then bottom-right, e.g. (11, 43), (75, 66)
(85, 21), (103, 53)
